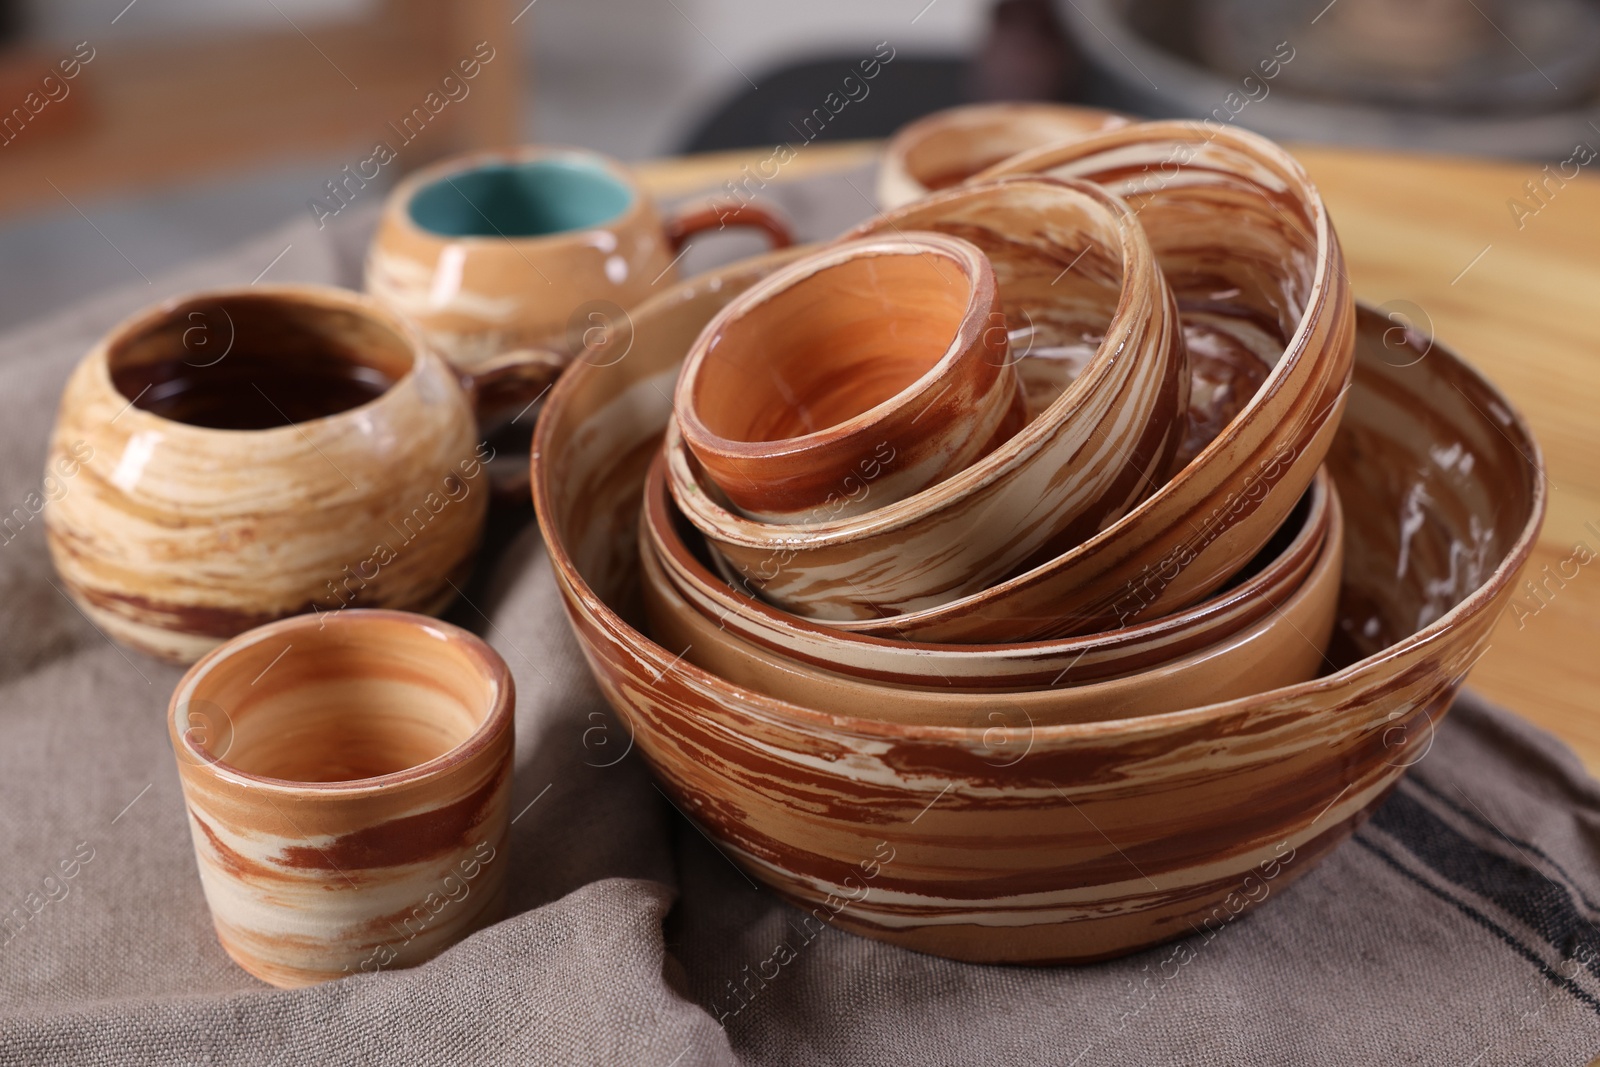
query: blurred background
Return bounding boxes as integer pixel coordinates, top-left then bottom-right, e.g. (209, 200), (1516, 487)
(2, 0), (1598, 331)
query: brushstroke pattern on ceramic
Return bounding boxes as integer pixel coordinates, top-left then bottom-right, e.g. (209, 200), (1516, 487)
(532, 266), (1544, 962)
(808, 120), (1356, 641)
(674, 233), (1023, 523)
(169, 610), (514, 988)
(641, 468), (1341, 723)
(669, 176), (1190, 623)
(644, 451), (1334, 692)
(877, 102), (1134, 209)
(365, 146), (791, 376)
(45, 286), (487, 664)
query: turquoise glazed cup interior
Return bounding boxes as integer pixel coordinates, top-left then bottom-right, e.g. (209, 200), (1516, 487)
(407, 156), (635, 238)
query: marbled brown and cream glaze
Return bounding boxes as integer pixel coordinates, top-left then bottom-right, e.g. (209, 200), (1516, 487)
(169, 610), (514, 987)
(669, 176), (1191, 623)
(532, 247), (1544, 963)
(45, 286), (487, 664)
(674, 233), (1023, 523)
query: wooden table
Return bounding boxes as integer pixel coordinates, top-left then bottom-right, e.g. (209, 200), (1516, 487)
(637, 140), (1600, 773)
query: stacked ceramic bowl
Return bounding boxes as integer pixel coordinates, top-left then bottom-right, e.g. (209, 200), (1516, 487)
(531, 121), (1545, 963)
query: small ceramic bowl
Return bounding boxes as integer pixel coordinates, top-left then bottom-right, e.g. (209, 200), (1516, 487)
(673, 233), (1023, 523)
(643, 449), (1334, 692)
(533, 265), (1545, 963)
(668, 175), (1190, 623)
(810, 120), (1357, 641)
(878, 102), (1133, 209)
(641, 465), (1341, 724)
(44, 286), (501, 664)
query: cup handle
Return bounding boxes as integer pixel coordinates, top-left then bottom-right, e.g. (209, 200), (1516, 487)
(460, 347), (569, 505)
(664, 201), (794, 254)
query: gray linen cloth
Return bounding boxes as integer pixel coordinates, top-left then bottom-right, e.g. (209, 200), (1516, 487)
(0, 169), (1598, 1066)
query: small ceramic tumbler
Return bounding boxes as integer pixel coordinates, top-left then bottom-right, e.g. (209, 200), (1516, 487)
(169, 610), (514, 988)
(44, 285), (552, 665)
(365, 145), (792, 378)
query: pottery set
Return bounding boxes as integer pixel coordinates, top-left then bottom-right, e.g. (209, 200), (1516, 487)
(37, 109), (1545, 977)
(531, 119), (1545, 962)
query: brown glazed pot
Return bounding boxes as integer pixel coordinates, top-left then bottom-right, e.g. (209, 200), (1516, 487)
(877, 102), (1134, 209)
(668, 176), (1190, 623)
(532, 262), (1545, 963)
(168, 610), (514, 987)
(640, 466), (1341, 724)
(673, 233), (1023, 523)
(366, 145), (791, 378)
(643, 451), (1335, 694)
(43, 285), (528, 664)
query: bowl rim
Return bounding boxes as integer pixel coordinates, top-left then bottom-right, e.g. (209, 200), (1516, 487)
(667, 173), (1169, 546)
(533, 290), (1544, 748)
(645, 442), (1333, 664)
(673, 231), (1001, 461)
(167, 608), (515, 795)
(86, 283), (431, 440)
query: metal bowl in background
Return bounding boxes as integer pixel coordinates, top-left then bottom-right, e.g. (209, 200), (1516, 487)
(1058, 0), (1600, 157)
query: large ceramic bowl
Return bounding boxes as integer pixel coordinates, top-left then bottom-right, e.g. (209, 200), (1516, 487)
(532, 253), (1544, 962)
(644, 452), (1337, 696)
(668, 175), (1190, 624)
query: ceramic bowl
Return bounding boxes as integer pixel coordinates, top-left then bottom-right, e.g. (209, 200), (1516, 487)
(643, 449), (1334, 692)
(641, 463), (1341, 724)
(877, 102), (1134, 209)
(798, 119), (1356, 642)
(532, 272), (1545, 962)
(668, 176), (1190, 623)
(673, 233), (1023, 523)
(45, 286), (490, 664)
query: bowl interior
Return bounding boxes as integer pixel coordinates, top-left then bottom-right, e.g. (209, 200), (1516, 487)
(407, 155), (634, 239)
(690, 243), (977, 445)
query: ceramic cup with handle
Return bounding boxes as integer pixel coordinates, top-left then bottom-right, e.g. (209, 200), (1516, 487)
(365, 145), (793, 383)
(44, 284), (552, 664)
(168, 609), (514, 988)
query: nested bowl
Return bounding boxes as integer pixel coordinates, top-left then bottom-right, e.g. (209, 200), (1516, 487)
(641, 461), (1341, 724)
(531, 246), (1545, 963)
(643, 450), (1338, 699)
(807, 120), (1357, 642)
(673, 233), (1022, 524)
(877, 102), (1134, 209)
(668, 175), (1190, 623)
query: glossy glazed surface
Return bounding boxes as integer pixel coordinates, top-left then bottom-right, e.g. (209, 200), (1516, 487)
(367, 146), (790, 373)
(670, 176), (1191, 624)
(532, 252), (1544, 962)
(45, 285), (487, 664)
(641, 468), (1341, 723)
(877, 102), (1134, 209)
(646, 453), (1334, 691)
(818, 120), (1356, 641)
(675, 233), (1022, 523)
(169, 610), (514, 987)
